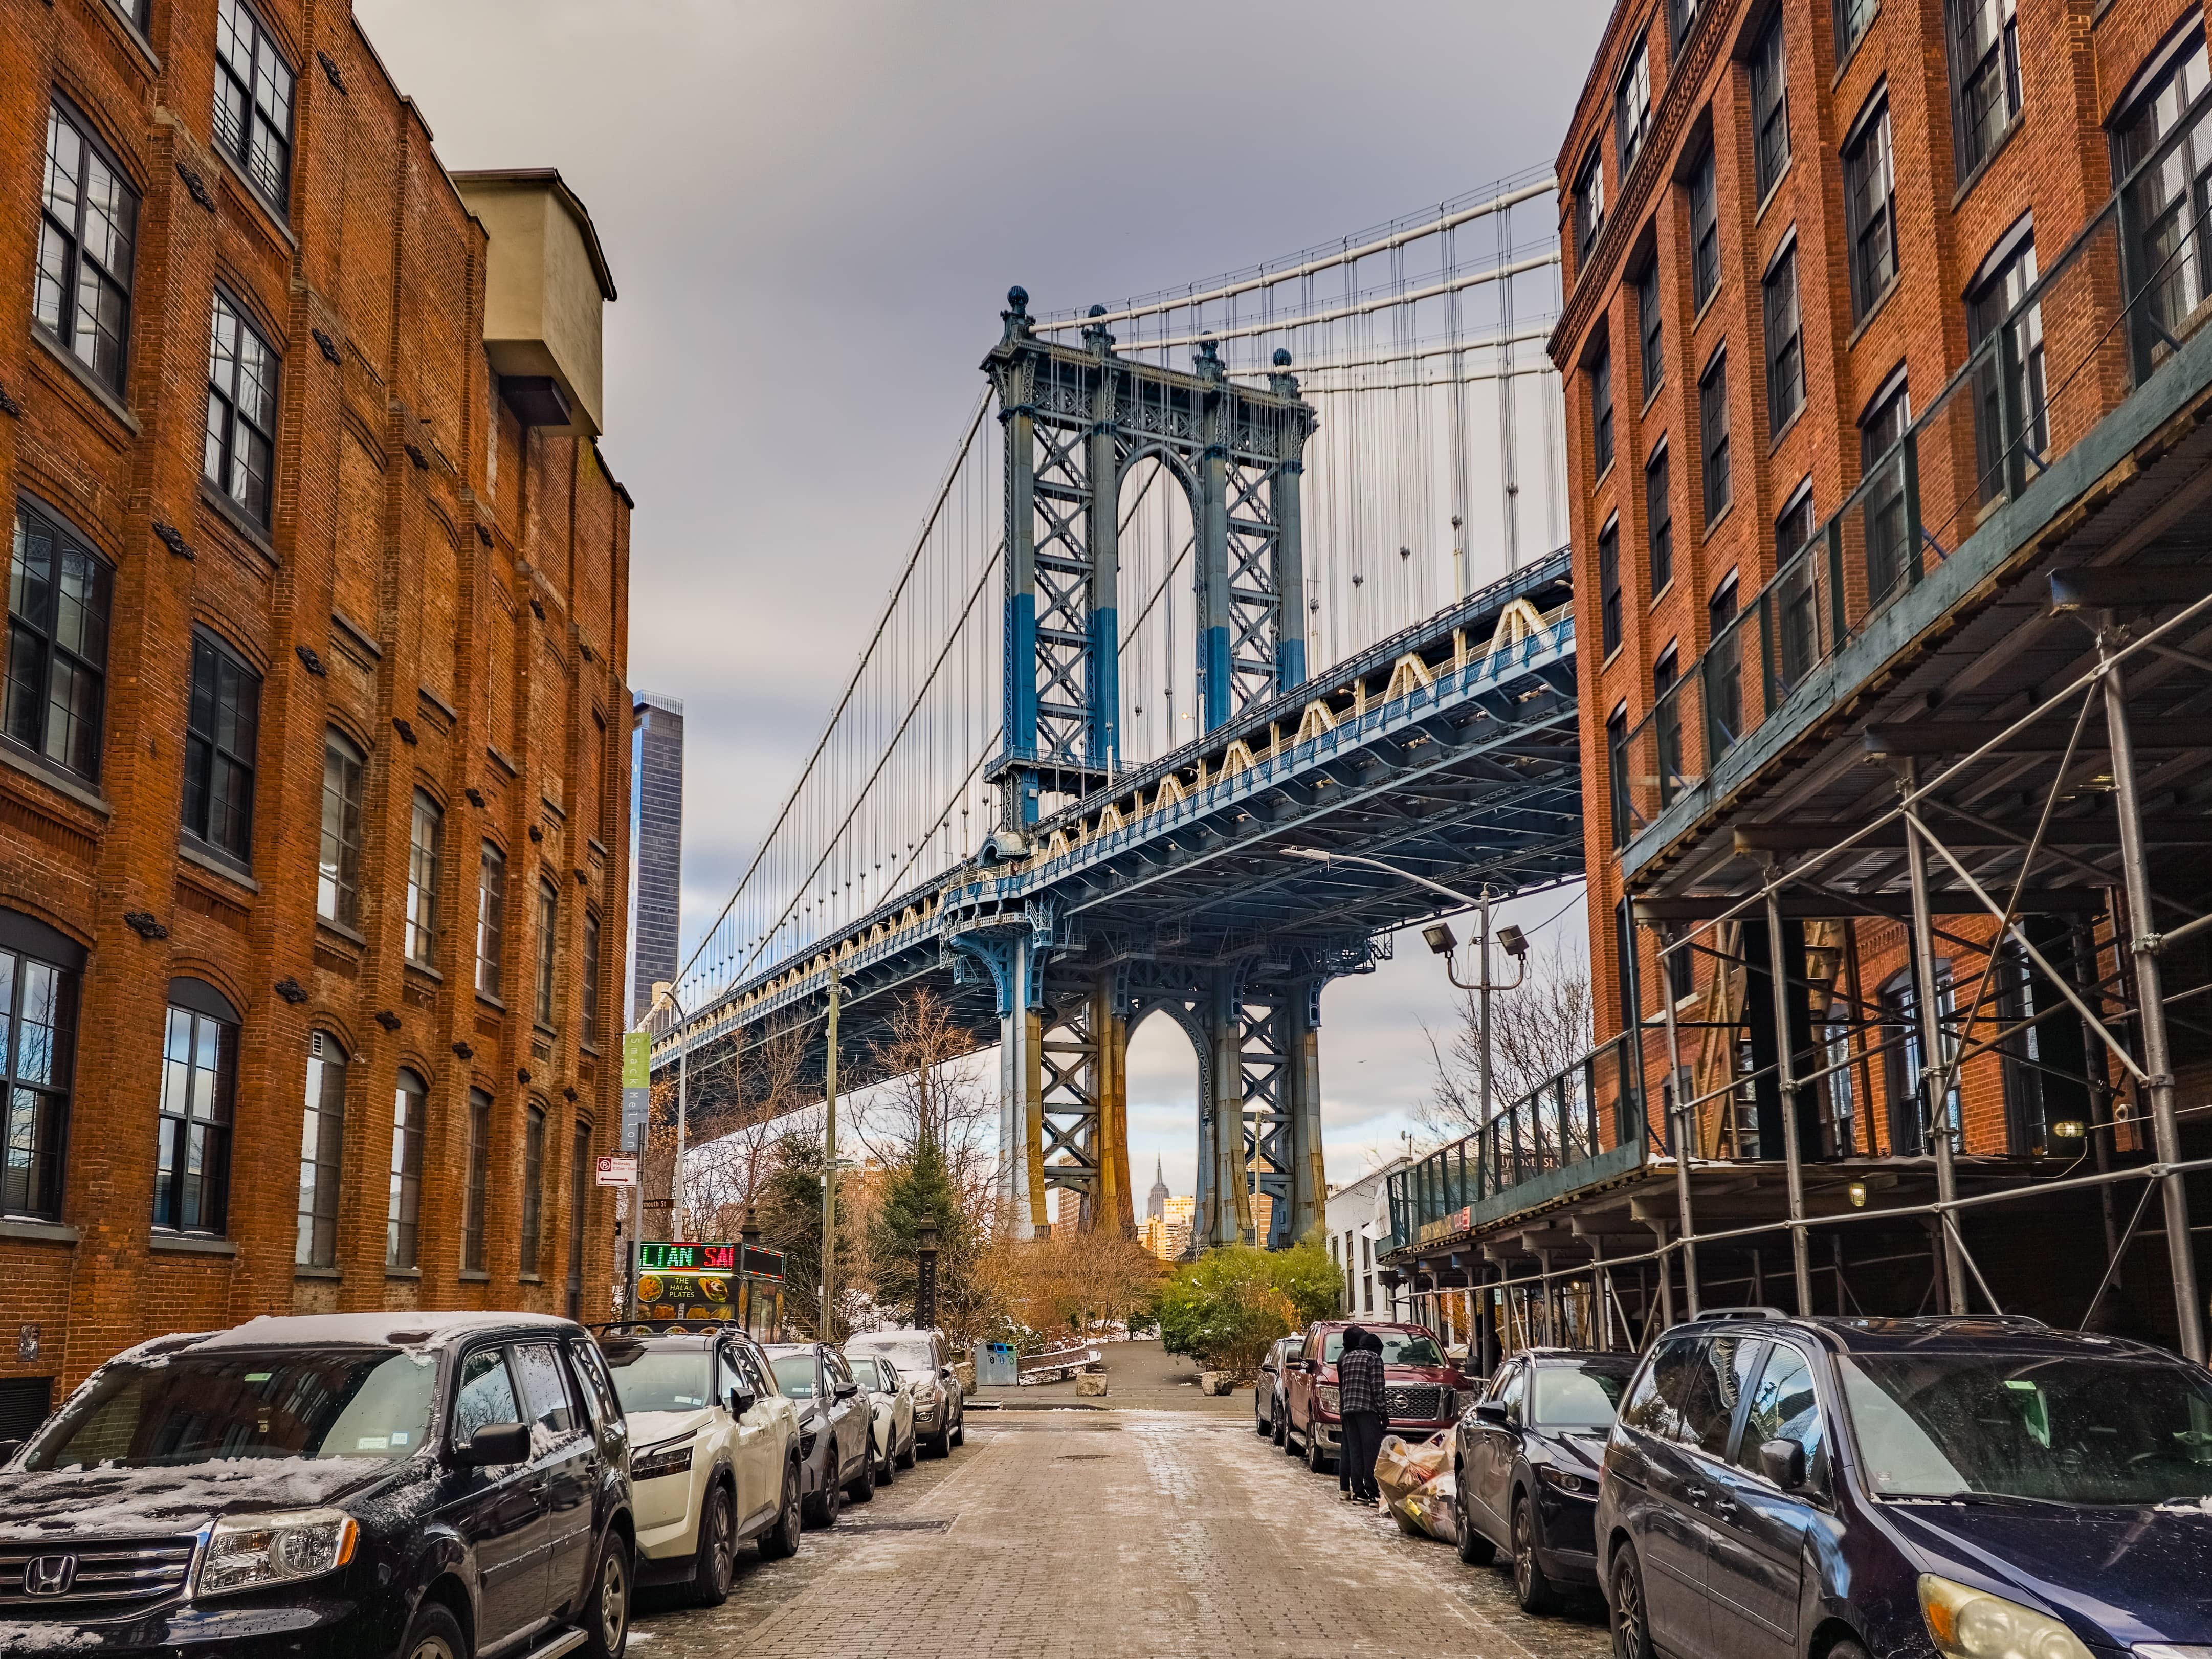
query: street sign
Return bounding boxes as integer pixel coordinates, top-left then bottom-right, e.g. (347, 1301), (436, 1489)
(620, 1031), (650, 1151)
(595, 1154), (638, 1187)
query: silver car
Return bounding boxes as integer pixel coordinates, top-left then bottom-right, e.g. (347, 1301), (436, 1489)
(847, 1352), (918, 1483)
(846, 1328), (966, 1458)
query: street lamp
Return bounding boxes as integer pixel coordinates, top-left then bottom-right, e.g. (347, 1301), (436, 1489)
(648, 981), (690, 1241)
(916, 1220), (940, 1330)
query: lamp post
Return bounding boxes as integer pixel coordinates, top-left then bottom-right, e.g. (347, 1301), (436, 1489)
(648, 982), (689, 1241)
(916, 1220), (940, 1330)
(822, 972), (842, 1342)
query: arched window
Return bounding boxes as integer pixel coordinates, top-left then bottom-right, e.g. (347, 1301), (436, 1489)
(154, 978), (239, 1234)
(1881, 963), (1960, 1156)
(462, 1088), (492, 1273)
(520, 1105), (546, 1277)
(407, 791), (441, 965)
(0, 910), (84, 1223)
(567, 1116), (592, 1320)
(388, 1069), (426, 1270)
(318, 729), (364, 926)
(297, 1030), (345, 1267)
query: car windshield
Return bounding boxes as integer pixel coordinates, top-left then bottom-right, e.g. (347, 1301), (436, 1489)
(24, 1350), (437, 1470)
(1321, 1331), (1443, 1366)
(850, 1341), (935, 1375)
(1532, 1362), (1635, 1429)
(1841, 1351), (2212, 1505)
(770, 1355), (817, 1399)
(604, 1346), (712, 1414)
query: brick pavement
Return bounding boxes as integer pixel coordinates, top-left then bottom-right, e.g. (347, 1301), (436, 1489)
(633, 1411), (1609, 1659)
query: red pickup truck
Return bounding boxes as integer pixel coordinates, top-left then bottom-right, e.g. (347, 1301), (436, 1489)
(1284, 1319), (1467, 1475)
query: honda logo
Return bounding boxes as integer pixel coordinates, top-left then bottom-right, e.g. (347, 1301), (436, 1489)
(23, 1555), (76, 1597)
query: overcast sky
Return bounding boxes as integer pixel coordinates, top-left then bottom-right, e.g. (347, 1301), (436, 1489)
(355, 0), (1612, 1202)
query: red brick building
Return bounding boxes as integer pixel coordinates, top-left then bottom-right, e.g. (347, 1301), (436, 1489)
(0, 0), (635, 1423)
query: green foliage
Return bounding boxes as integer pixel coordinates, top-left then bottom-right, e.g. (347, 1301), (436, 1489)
(866, 1139), (967, 1325)
(1157, 1230), (1344, 1380)
(754, 1131), (862, 1342)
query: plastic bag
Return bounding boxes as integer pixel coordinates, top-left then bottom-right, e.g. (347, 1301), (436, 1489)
(1393, 1469), (1459, 1543)
(1374, 1430), (1452, 1508)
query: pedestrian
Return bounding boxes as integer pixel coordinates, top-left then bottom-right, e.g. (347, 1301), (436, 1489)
(1337, 1325), (1386, 1506)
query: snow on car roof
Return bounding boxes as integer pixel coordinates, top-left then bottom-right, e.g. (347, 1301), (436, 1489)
(184, 1311), (580, 1352)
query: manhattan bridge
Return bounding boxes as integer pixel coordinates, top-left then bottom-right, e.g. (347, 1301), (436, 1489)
(650, 168), (1581, 1249)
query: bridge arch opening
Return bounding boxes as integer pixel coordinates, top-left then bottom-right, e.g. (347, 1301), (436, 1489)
(1114, 452), (1199, 771)
(1120, 998), (1207, 1246)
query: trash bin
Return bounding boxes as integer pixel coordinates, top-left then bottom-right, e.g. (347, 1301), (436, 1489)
(977, 1341), (1018, 1388)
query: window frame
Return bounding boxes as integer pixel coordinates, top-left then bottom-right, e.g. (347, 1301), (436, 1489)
(1617, 36), (1653, 179)
(203, 289), (280, 527)
(1844, 96), (1899, 321)
(6, 498), (114, 786)
(477, 841), (506, 1000)
(34, 96), (139, 396)
(1750, 10), (1792, 202)
(1689, 149), (1721, 312)
(182, 628), (260, 867)
(1574, 144), (1607, 265)
(318, 728), (365, 928)
(534, 878), (559, 1029)
(1667, 0), (1704, 52)
(1636, 259), (1664, 401)
(2111, 31), (2212, 357)
(1967, 224), (2046, 504)
(213, 0), (297, 213)
(1764, 238), (1805, 434)
(567, 1116), (591, 1318)
(1699, 349), (1731, 524)
(388, 1068), (426, 1271)
(1646, 441), (1673, 595)
(1591, 344), (1616, 475)
(1948, 0), (2021, 181)
(463, 1088), (492, 1274)
(1598, 516), (1623, 657)
(296, 1028), (345, 1268)
(520, 1104), (546, 1278)
(581, 909), (602, 1049)
(0, 924), (83, 1224)
(407, 790), (442, 966)
(1860, 369), (1914, 602)
(1836, 0), (1879, 63)
(153, 986), (238, 1236)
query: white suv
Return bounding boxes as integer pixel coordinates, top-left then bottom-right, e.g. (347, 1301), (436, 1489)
(600, 1329), (803, 1603)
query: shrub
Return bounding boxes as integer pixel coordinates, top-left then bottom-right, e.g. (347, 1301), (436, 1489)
(1157, 1231), (1344, 1381)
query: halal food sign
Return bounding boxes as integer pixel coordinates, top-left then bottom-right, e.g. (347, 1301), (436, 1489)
(634, 1241), (738, 1311)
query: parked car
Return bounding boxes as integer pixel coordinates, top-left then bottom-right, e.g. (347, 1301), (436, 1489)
(846, 1353), (917, 1483)
(1256, 1335), (1301, 1445)
(0, 1311), (633, 1659)
(764, 1342), (875, 1526)
(598, 1328), (803, 1601)
(1453, 1346), (1638, 1612)
(1285, 1320), (1464, 1474)
(1597, 1311), (2212, 1659)
(844, 1328), (966, 1457)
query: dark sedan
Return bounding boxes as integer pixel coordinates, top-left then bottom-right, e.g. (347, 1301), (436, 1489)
(764, 1342), (875, 1528)
(1453, 1347), (1636, 1612)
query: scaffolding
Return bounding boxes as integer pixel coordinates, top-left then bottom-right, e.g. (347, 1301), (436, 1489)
(1385, 75), (2212, 1372)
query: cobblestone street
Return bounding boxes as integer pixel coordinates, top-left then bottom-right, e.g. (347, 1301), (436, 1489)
(632, 1409), (1610, 1659)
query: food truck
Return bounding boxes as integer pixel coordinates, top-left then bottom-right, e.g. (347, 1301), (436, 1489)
(629, 1238), (787, 1341)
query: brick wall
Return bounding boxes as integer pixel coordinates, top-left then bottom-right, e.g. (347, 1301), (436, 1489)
(0, 0), (635, 1392)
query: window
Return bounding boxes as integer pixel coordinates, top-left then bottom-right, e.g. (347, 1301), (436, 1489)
(407, 791), (441, 965)
(1861, 373), (1913, 603)
(568, 1117), (591, 1319)
(1599, 519), (1622, 656)
(1591, 346), (1615, 475)
(1699, 351), (1731, 523)
(1765, 241), (1804, 433)
(7, 500), (112, 783)
(1636, 261), (1663, 398)
(477, 843), (505, 999)
(511, 1343), (574, 1435)
(388, 1069), (426, 1270)
(204, 292), (279, 525)
(2115, 34), (2212, 351)
(1776, 481), (1815, 560)
(1825, 1003), (1859, 1155)
(1574, 145), (1606, 263)
(463, 1088), (491, 1274)
(1969, 230), (2046, 503)
(535, 879), (558, 1028)
(318, 730), (364, 927)
(34, 101), (137, 394)
(1689, 150), (1720, 310)
(1707, 573), (1743, 753)
(1751, 12), (1791, 200)
(1844, 100), (1898, 320)
(1607, 703), (1631, 848)
(521, 1105), (546, 1277)
(183, 630), (259, 864)
(1883, 964), (1960, 1155)
(454, 1346), (520, 1443)
(1617, 38), (1652, 178)
(213, 0), (295, 207)
(581, 910), (602, 1048)
(297, 1030), (344, 1268)
(0, 920), (82, 1223)
(1654, 643), (1683, 802)
(154, 983), (238, 1234)
(1949, 0), (2020, 178)
(1667, 0), (1702, 51)
(1837, 0), (1878, 61)
(1646, 444), (1673, 593)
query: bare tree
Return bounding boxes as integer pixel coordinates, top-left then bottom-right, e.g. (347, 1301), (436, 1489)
(1421, 935), (1593, 1140)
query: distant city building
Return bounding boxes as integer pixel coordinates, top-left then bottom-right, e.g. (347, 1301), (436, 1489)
(1142, 1195), (1196, 1262)
(1147, 1157), (1169, 1223)
(628, 693), (684, 1026)
(1324, 1162), (1408, 1321)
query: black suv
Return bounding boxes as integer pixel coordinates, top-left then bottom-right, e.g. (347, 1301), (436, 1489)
(1596, 1310), (2212, 1659)
(0, 1312), (634, 1659)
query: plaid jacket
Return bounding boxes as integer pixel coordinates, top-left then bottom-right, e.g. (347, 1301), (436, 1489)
(1337, 1344), (1386, 1415)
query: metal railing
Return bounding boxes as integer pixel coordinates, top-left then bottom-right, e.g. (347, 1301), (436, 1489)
(1612, 79), (2212, 850)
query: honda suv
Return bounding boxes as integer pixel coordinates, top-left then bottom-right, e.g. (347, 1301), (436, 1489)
(0, 1312), (634, 1659)
(1596, 1311), (2212, 1659)
(1285, 1320), (1463, 1474)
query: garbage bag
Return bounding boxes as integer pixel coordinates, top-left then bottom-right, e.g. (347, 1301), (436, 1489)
(1393, 1470), (1459, 1543)
(1374, 1430), (1452, 1509)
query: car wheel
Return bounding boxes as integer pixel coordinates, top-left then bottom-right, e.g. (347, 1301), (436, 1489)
(1511, 1495), (1559, 1614)
(845, 1441), (876, 1503)
(759, 1459), (802, 1560)
(1455, 1473), (1495, 1566)
(1273, 1406), (1290, 1452)
(1306, 1422), (1333, 1475)
(397, 1601), (466, 1659)
(951, 1410), (965, 1449)
(581, 1532), (630, 1659)
(897, 1428), (917, 1470)
(1609, 1541), (1653, 1659)
(875, 1430), (896, 1486)
(801, 1444), (841, 1528)
(688, 1482), (735, 1606)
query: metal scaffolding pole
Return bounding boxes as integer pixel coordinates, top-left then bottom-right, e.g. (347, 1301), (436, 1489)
(1762, 882), (1816, 1314)
(1649, 920), (1701, 1318)
(1899, 761), (1968, 1314)
(2097, 623), (2207, 1364)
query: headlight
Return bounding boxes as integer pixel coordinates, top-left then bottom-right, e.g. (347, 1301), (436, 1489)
(1316, 1384), (1340, 1414)
(1536, 1465), (1594, 1496)
(1918, 1574), (2093, 1659)
(632, 1436), (697, 1481)
(196, 1508), (358, 1597)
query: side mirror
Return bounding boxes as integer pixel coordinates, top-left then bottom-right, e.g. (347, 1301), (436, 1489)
(729, 1388), (758, 1417)
(938, 1367), (955, 1382)
(834, 1381), (861, 1400)
(453, 1421), (531, 1468)
(1473, 1400), (1509, 1427)
(1758, 1437), (1809, 1491)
